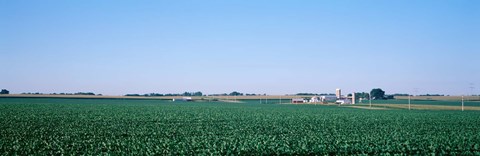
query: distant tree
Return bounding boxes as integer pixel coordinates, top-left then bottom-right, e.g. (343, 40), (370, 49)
(75, 92), (95, 95)
(354, 92), (370, 100)
(392, 93), (410, 96)
(148, 93), (164, 96)
(370, 88), (385, 100)
(229, 91), (243, 96)
(318, 93), (335, 96)
(385, 95), (395, 99)
(419, 94), (444, 96)
(125, 94), (140, 96)
(0, 89), (9, 94)
(296, 93), (318, 96)
(166, 93), (181, 96)
(193, 92), (203, 96)
(182, 92), (192, 96)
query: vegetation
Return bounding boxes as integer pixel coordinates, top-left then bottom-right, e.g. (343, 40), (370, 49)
(370, 88), (385, 100)
(391, 93), (410, 96)
(354, 92), (370, 99)
(124, 94), (142, 96)
(0, 89), (9, 94)
(419, 94), (445, 96)
(73, 92), (96, 95)
(20, 92), (96, 95)
(229, 91), (243, 96)
(359, 99), (480, 107)
(182, 92), (203, 96)
(210, 92), (260, 96)
(0, 98), (479, 155)
(125, 92), (203, 97)
(296, 93), (335, 96)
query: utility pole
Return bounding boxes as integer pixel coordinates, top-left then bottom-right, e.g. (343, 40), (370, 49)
(265, 94), (268, 104)
(369, 93), (372, 107)
(462, 95), (464, 111)
(408, 95), (411, 110)
(469, 83), (475, 96)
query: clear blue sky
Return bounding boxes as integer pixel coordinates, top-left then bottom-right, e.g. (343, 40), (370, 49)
(1, 0), (479, 95)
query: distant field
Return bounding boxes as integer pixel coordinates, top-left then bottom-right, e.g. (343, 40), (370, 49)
(395, 96), (480, 101)
(1, 98), (480, 155)
(0, 94), (307, 100)
(358, 99), (480, 107)
(4, 94), (478, 102)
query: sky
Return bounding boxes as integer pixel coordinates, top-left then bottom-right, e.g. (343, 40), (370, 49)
(1, 0), (479, 96)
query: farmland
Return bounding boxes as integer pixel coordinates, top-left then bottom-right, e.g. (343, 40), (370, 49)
(352, 98), (480, 111)
(1, 98), (480, 155)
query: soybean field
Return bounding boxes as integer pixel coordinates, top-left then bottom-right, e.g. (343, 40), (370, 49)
(1, 98), (480, 155)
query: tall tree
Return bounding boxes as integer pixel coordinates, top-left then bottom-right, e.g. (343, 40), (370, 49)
(370, 88), (385, 100)
(229, 91), (243, 96)
(355, 92), (370, 99)
(1, 89), (10, 94)
(193, 92), (203, 96)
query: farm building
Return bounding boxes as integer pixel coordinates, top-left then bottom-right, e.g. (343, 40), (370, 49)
(309, 96), (321, 103)
(335, 97), (356, 104)
(336, 89), (342, 99)
(320, 95), (337, 102)
(172, 97), (193, 102)
(306, 96), (337, 103)
(291, 98), (304, 104)
(335, 99), (352, 104)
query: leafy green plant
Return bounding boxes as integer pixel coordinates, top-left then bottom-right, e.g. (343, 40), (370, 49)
(0, 98), (479, 155)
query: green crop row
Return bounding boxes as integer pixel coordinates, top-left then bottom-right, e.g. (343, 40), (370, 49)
(0, 98), (479, 155)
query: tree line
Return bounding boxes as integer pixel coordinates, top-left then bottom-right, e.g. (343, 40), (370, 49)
(20, 92), (100, 96)
(1, 89), (9, 94)
(125, 92), (204, 97)
(7, 88), (453, 99)
(125, 91), (264, 97)
(296, 93), (336, 96)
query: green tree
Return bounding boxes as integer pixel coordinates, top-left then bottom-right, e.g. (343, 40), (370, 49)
(193, 92), (203, 96)
(355, 92), (370, 100)
(370, 88), (385, 100)
(229, 91), (243, 96)
(182, 92), (192, 96)
(0, 89), (9, 94)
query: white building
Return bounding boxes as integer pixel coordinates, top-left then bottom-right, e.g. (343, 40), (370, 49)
(335, 98), (353, 104)
(291, 98), (304, 104)
(172, 97), (193, 102)
(336, 89), (342, 99)
(320, 95), (337, 102)
(309, 96), (321, 103)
